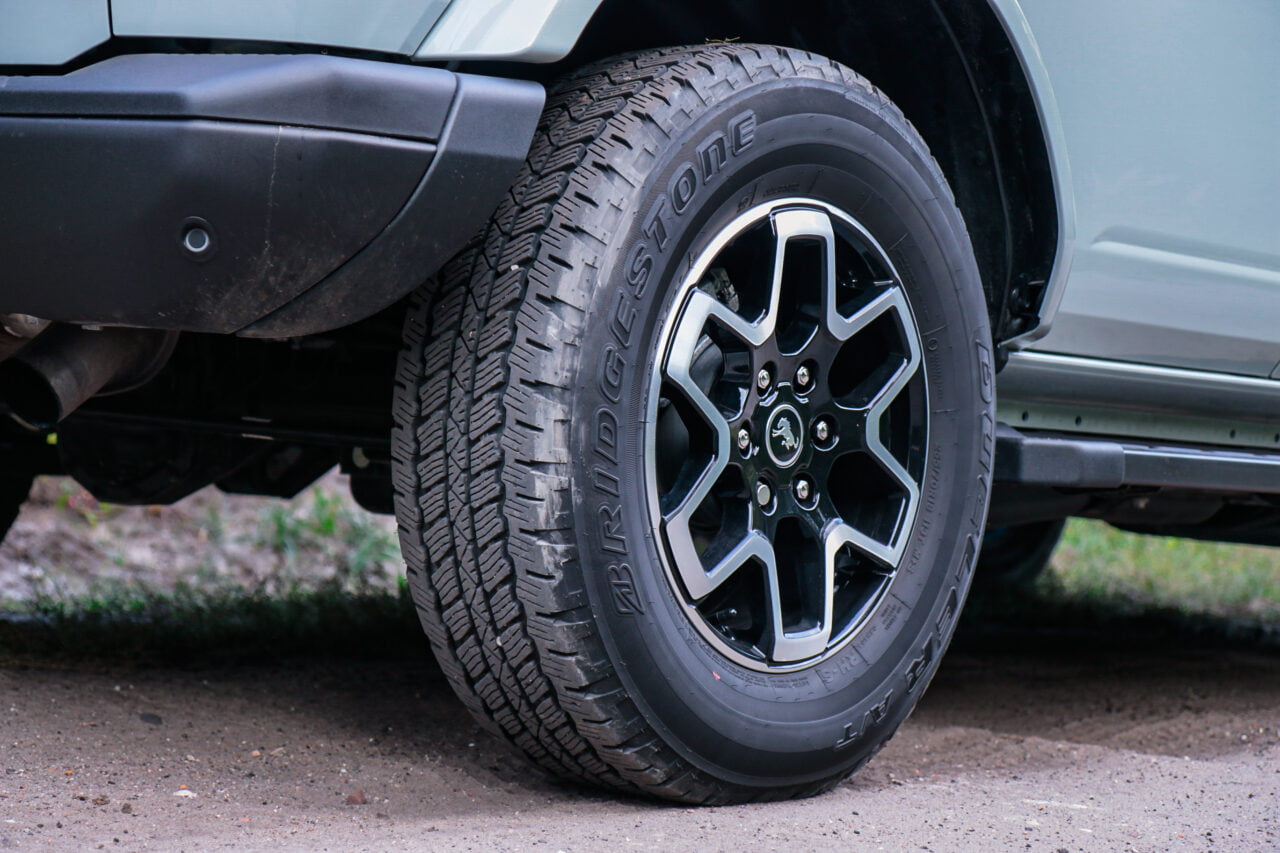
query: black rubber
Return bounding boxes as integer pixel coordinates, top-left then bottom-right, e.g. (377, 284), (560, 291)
(0, 460), (33, 544)
(975, 520), (1066, 588)
(393, 45), (994, 804)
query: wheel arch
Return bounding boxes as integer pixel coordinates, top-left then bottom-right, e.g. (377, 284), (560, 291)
(538, 0), (1069, 348)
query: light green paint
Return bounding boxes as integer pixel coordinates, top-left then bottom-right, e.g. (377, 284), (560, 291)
(111, 0), (451, 56)
(414, 0), (602, 62)
(0, 0), (108, 65)
(1014, 0), (1280, 377)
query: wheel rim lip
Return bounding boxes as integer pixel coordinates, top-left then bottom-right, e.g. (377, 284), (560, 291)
(643, 197), (929, 674)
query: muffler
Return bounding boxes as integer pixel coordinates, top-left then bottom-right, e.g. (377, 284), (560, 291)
(0, 325), (177, 427)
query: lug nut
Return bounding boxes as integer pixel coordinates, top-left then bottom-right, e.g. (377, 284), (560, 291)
(756, 367), (772, 393)
(755, 480), (773, 507)
(795, 478), (813, 503)
(814, 419), (831, 443)
(795, 364), (812, 389)
(736, 427), (751, 451)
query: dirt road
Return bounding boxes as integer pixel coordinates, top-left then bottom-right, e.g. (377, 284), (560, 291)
(2, 632), (1277, 851)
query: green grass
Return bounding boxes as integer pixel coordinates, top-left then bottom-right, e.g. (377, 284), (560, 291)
(4, 481), (1280, 665)
(0, 479), (416, 666)
(253, 486), (401, 590)
(0, 580), (424, 666)
(957, 519), (1280, 651)
(1045, 519), (1280, 623)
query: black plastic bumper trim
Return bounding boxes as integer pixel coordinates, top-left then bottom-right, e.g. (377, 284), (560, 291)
(0, 54), (459, 142)
(0, 54), (544, 336)
(241, 72), (544, 338)
(996, 424), (1280, 494)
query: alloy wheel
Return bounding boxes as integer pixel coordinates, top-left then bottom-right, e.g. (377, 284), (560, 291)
(648, 199), (929, 671)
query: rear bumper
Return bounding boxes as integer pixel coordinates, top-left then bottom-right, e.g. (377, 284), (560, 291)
(0, 54), (544, 336)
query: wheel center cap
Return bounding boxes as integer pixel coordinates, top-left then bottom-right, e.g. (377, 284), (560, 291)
(765, 404), (804, 468)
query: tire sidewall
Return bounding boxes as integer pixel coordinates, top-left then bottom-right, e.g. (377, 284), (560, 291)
(562, 75), (993, 786)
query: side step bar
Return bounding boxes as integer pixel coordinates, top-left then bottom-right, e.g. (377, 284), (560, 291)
(995, 425), (1280, 494)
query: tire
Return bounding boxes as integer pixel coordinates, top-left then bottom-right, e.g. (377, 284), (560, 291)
(393, 44), (995, 804)
(975, 520), (1066, 588)
(0, 457), (34, 545)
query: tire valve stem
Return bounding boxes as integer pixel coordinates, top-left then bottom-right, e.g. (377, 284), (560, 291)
(712, 608), (741, 633)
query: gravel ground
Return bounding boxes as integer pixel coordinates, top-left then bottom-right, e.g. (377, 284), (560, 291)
(1, 479), (1277, 850)
(0, 640), (1276, 850)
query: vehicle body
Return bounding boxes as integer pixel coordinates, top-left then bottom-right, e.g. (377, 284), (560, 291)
(1, 0), (1276, 803)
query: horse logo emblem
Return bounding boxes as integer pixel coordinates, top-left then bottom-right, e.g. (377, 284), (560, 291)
(771, 418), (799, 452)
(765, 405), (804, 467)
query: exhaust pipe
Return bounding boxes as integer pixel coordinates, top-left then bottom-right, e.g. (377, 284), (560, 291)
(0, 325), (177, 427)
(0, 313), (50, 363)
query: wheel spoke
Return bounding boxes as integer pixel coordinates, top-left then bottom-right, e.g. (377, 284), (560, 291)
(660, 289), (745, 602)
(822, 263), (925, 564)
(658, 407), (731, 603)
(672, 288), (769, 356)
(682, 530), (773, 601)
(863, 314), (923, 565)
(662, 294), (743, 483)
(770, 208), (837, 342)
(825, 519), (896, 573)
(828, 405), (869, 450)
(827, 281), (906, 343)
(823, 369), (920, 565)
(766, 518), (839, 663)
